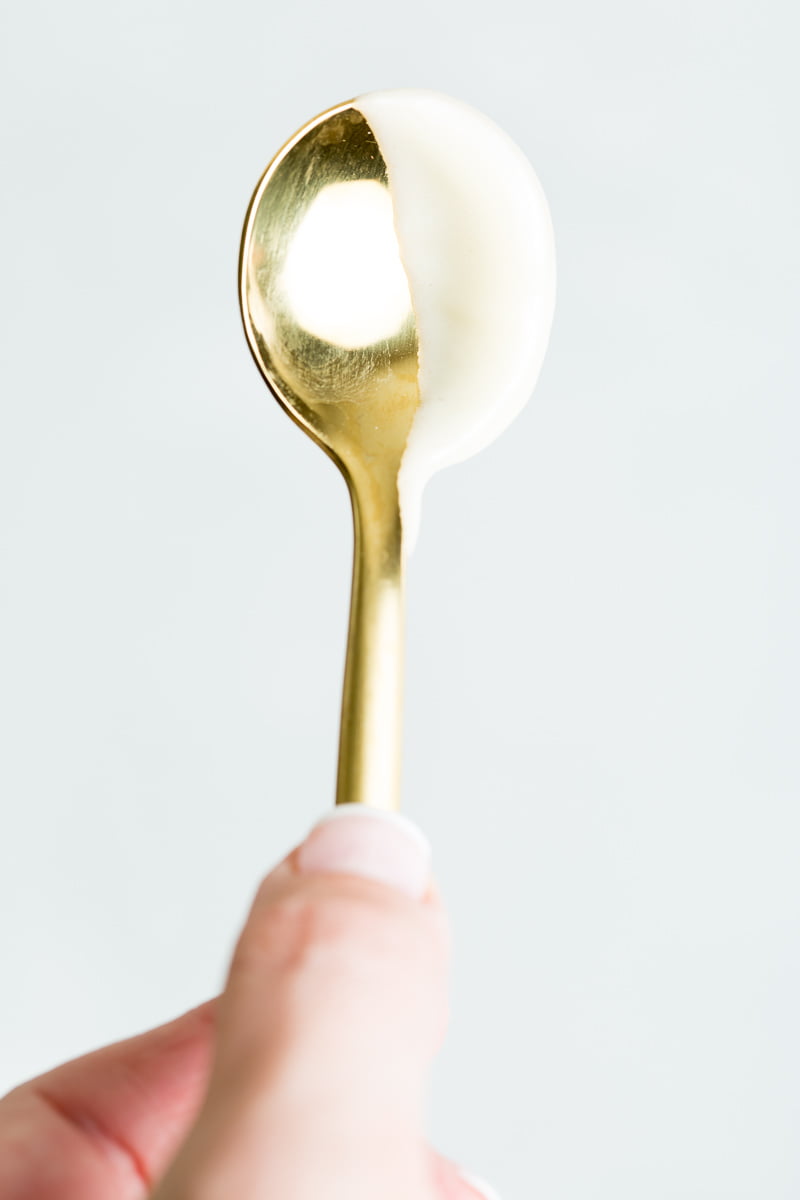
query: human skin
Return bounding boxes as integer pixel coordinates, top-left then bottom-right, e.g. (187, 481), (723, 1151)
(0, 809), (497, 1199)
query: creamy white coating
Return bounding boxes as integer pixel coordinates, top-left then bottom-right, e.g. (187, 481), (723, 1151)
(355, 89), (557, 550)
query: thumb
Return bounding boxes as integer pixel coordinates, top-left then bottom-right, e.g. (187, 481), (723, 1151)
(155, 807), (449, 1200)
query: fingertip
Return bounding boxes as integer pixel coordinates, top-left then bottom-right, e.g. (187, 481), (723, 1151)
(296, 806), (432, 899)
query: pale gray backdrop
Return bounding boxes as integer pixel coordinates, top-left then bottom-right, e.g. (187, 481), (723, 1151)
(1, 1), (798, 1196)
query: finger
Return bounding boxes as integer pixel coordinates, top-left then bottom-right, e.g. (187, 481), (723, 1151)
(432, 1152), (503, 1200)
(218, 808), (447, 1106)
(457, 1173), (502, 1200)
(156, 808), (450, 1200)
(0, 1001), (215, 1199)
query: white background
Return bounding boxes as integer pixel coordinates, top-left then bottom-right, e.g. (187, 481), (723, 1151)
(1, 1), (798, 1196)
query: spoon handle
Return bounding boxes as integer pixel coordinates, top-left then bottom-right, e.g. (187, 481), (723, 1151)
(336, 477), (404, 810)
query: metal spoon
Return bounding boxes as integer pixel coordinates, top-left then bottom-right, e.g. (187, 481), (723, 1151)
(239, 102), (417, 812)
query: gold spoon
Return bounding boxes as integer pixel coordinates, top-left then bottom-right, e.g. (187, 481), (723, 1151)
(239, 101), (418, 812)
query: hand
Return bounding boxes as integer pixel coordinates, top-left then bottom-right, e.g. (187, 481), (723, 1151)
(0, 809), (498, 1199)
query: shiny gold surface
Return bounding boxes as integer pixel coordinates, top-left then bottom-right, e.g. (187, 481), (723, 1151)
(239, 103), (419, 811)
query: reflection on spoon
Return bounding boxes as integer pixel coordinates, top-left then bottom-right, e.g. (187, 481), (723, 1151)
(281, 180), (413, 350)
